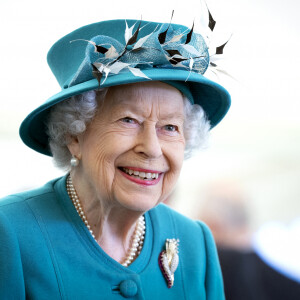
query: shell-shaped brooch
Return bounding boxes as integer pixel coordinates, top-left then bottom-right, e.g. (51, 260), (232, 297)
(158, 238), (180, 288)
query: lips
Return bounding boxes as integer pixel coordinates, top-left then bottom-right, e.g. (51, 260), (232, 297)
(122, 167), (159, 180)
(119, 167), (162, 185)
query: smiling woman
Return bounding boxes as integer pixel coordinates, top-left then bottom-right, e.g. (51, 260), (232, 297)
(0, 17), (230, 299)
(67, 83), (186, 218)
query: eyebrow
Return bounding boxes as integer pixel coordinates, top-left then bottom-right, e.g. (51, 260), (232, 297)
(114, 102), (185, 120)
(159, 112), (185, 121)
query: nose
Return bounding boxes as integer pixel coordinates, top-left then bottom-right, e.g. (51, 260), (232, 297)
(134, 123), (162, 158)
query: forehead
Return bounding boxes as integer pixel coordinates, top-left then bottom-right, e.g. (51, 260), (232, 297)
(101, 81), (185, 117)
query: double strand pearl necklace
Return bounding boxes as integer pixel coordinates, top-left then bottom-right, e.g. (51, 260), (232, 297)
(66, 175), (145, 267)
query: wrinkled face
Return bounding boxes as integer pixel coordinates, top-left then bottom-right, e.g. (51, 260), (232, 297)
(70, 81), (186, 212)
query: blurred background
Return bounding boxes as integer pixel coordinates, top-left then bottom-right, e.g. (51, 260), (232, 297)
(0, 0), (299, 234)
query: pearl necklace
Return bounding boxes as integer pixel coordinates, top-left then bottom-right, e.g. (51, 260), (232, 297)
(66, 175), (145, 267)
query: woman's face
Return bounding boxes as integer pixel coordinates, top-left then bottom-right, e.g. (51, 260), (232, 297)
(70, 81), (186, 212)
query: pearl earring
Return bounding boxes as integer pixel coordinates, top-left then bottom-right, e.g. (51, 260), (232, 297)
(70, 156), (79, 167)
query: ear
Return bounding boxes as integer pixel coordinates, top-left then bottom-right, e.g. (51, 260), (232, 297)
(67, 136), (82, 160)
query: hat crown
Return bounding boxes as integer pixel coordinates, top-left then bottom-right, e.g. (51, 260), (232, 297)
(47, 19), (209, 89)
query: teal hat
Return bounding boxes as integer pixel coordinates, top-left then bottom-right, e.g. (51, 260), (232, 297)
(20, 19), (231, 156)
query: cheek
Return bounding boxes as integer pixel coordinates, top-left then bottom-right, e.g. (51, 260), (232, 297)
(83, 129), (136, 177)
(161, 141), (185, 193)
(81, 134), (120, 188)
(168, 138), (185, 169)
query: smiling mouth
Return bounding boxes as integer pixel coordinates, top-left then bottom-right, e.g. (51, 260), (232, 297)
(119, 167), (160, 180)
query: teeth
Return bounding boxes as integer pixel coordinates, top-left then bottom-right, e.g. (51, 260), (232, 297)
(123, 168), (159, 180)
(139, 172), (146, 178)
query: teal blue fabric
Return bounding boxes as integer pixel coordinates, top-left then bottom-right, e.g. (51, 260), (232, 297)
(19, 19), (231, 157)
(0, 176), (225, 299)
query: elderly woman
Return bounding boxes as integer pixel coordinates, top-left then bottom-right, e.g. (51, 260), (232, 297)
(0, 18), (230, 299)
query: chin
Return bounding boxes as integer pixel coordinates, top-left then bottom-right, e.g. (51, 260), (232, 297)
(117, 196), (162, 213)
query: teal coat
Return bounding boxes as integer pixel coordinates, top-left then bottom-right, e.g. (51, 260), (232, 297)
(0, 176), (224, 299)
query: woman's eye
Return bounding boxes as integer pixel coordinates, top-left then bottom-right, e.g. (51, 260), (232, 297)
(120, 117), (136, 124)
(164, 124), (178, 132)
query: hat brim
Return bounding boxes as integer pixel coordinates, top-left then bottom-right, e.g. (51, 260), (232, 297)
(20, 68), (230, 156)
